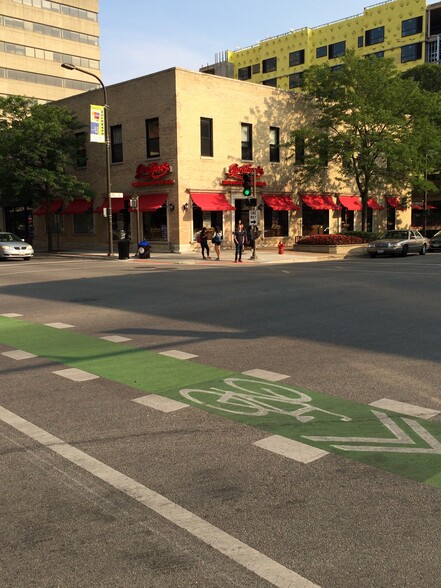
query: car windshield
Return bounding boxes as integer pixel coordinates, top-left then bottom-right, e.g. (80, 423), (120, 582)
(432, 231), (441, 239)
(0, 232), (22, 242)
(381, 231), (408, 239)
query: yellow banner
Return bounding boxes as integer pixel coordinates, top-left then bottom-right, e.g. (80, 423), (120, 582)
(90, 104), (105, 143)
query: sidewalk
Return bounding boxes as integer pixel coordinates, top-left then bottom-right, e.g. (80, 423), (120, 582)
(38, 247), (347, 265)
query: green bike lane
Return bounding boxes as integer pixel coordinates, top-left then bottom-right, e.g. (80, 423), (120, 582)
(1, 315), (441, 489)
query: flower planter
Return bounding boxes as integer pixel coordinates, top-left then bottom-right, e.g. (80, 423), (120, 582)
(293, 244), (368, 256)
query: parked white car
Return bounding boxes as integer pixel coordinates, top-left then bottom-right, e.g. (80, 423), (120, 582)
(0, 232), (34, 260)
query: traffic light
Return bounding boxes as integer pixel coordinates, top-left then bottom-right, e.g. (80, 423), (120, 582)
(242, 173), (252, 197)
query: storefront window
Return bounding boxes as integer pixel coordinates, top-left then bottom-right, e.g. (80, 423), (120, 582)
(47, 213), (64, 234)
(301, 205), (328, 236)
(263, 205), (288, 237)
(142, 206), (168, 241)
(74, 210), (94, 234)
(192, 207), (223, 239)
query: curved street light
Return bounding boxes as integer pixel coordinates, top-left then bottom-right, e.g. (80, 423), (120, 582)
(61, 63), (113, 256)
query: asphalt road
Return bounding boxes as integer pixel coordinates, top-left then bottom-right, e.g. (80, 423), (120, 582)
(1, 253), (441, 588)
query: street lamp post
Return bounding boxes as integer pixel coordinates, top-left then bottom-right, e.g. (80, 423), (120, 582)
(61, 63), (113, 255)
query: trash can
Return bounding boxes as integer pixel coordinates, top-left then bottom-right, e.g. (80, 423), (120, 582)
(117, 239), (130, 260)
(138, 240), (151, 259)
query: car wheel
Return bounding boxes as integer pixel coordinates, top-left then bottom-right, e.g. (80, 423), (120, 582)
(400, 245), (408, 257)
(419, 244), (427, 255)
(369, 253), (377, 258)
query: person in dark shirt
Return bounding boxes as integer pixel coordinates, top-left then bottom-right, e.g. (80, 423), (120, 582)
(200, 227), (210, 259)
(234, 221), (246, 263)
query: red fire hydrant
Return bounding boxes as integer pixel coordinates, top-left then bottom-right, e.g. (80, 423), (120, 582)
(278, 241), (285, 255)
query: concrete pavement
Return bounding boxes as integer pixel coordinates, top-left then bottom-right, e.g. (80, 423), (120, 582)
(35, 247), (352, 265)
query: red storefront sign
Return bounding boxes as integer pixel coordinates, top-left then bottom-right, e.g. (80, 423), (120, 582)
(221, 163), (266, 187)
(132, 162), (175, 187)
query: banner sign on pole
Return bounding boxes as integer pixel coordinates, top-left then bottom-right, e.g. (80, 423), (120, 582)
(90, 105), (105, 143)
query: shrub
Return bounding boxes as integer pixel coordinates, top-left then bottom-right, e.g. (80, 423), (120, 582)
(343, 231), (380, 242)
(296, 234), (365, 245)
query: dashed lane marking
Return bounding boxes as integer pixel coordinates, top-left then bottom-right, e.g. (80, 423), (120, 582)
(159, 350), (199, 360)
(53, 368), (99, 382)
(254, 435), (329, 464)
(100, 335), (132, 343)
(242, 369), (289, 382)
(369, 398), (440, 420)
(0, 405), (321, 588)
(1, 349), (37, 360)
(132, 394), (189, 413)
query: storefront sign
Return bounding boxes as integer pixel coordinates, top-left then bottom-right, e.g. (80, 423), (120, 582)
(132, 162), (175, 187)
(222, 163), (266, 187)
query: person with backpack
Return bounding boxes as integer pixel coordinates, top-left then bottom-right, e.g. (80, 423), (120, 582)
(212, 225), (223, 261)
(199, 227), (210, 259)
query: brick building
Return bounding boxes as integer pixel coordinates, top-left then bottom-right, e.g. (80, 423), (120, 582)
(32, 67), (410, 253)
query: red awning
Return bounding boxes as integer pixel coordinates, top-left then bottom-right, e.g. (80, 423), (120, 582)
(412, 204), (424, 210)
(94, 198), (128, 214)
(367, 198), (384, 210)
(302, 194), (341, 210)
(191, 193), (235, 211)
(262, 194), (300, 210)
(137, 193), (167, 212)
(386, 197), (406, 210)
(339, 195), (362, 211)
(61, 199), (93, 214)
(33, 199), (63, 215)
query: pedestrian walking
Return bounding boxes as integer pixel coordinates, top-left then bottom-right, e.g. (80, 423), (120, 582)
(200, 227), (210, 259)
(234, 220), (246, 263)
(212, 225), (223, 260)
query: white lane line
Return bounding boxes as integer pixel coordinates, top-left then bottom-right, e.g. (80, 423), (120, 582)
(242, 369), (289, 382)
(53, 368), (99, 382)
(132, 394), (188, 413)
(44, 322), (74, 329)
(159, 350), (198, 360)
(1, 313), (23, 317)
(2, 350), (37, 360)
(254, 435), (328, 464)
(100, 335), (132, 343)
(0, 405), (321, 588)
(369, 398), (440, 420)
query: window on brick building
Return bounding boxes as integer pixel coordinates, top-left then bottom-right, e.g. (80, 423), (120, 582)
(146, 117), (159, 159)
(110, 124), (123, 163)
(200, 117), (213, 157)
(241, 123), (253, 161)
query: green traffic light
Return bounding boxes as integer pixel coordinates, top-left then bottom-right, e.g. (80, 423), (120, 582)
(243, 188), (251, 196)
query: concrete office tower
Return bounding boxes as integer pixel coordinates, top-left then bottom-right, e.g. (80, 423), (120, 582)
(0, 0), (100, 102)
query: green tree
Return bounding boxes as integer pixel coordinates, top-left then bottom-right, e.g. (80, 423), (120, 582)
(0, 96), (93, 251)
(402, 63), (441, 93)
(291, 52), (441, 231)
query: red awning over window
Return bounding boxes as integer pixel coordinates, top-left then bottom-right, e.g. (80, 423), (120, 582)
(94, 198), (128, 214)
(33, 199), (64, 215)
(386, 197), (406, 210)
(61, 199), (93, 214)
(190, 193), (235, 211)
(412, 204), (424, 210)
(367, 198), (384, 210)
(262, 194), (300, 210)
(302, 194), (341, 210)
(137, 193), (167, 212)
(339, 195), (362, 211)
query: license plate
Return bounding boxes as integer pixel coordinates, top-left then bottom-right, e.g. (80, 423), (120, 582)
(378, 249), (384, 253)
(434, 244), (439, 248)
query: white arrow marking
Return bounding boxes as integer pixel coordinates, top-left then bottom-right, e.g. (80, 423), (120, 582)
(303, 411), (441, 455)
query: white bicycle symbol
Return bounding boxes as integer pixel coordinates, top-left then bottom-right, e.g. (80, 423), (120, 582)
(180, 378), (351, 423)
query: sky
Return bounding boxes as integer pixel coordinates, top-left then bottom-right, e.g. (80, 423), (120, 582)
(99, 0), (375, 86)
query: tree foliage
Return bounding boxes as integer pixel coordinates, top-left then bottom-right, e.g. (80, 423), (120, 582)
(0, 96), (93, 249)
(290, 53), (441, 230)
